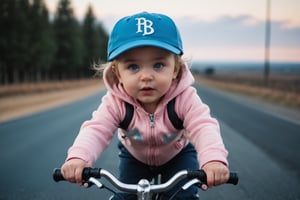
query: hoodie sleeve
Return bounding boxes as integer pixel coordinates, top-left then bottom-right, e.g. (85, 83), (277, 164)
(176, 87), (228, 168)
(66, 92), (124, 166)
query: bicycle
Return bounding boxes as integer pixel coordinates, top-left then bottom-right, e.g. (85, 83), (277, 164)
(53, 167), (238, 200)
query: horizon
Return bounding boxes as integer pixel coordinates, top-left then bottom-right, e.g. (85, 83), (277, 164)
(190, 61), (300, 74)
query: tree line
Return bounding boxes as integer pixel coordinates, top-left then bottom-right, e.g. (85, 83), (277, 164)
(0, 0), (109, 84)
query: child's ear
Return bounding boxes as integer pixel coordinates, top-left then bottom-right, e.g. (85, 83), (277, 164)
(112, 65), (122, 83)
(173, 61), (182, 79)
(173, 73), (178, 79)
(112, 65), (119, 77)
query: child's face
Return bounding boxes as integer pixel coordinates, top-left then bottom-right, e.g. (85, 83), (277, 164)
(114, 46), (179, 112)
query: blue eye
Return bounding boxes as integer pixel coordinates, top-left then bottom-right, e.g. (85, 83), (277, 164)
(153, 63), (164, 70)
(128, 64), (139, 71)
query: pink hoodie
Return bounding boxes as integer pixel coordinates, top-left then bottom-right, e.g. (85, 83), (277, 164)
(67, 63), (228, 168)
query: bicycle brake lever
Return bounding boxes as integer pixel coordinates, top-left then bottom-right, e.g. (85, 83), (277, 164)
(182, 178), (208, 191)
(85, 177), (104, 189)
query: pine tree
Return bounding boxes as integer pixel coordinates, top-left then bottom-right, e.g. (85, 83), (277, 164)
(53, 0), (83, 79)
(27, 0), (55, 81)
(82, 5), (97, 65)
(82, 5), (108, 76)
(96, 22), (109, 62)
(0, 0), (31, 83)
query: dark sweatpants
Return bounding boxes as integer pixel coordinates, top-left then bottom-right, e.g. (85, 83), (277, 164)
(111, 142), (200, 200)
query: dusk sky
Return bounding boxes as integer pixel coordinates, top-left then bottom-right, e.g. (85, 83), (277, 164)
(45, 0), (300, 63)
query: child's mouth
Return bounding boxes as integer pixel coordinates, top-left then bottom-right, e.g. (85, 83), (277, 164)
(141, 87), (154, 95)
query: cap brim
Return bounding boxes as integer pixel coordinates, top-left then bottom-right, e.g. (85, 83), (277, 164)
(108, 40), (182, 61)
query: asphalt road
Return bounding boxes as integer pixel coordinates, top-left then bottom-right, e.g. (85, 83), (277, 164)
(0, 83), (299, 200)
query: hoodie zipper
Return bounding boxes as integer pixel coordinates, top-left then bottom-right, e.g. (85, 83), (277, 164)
(148, 113), (155, 165)
(149, 114), (155, 128)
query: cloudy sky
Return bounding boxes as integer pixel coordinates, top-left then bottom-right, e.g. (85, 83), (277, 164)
(45, 0), (300, 63)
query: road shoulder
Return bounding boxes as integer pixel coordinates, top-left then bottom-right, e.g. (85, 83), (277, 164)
(199, 83), (300, 125)
(0, 80), (104, 123)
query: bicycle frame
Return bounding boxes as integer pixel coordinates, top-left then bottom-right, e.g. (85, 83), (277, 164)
(53, 167), (238, 200)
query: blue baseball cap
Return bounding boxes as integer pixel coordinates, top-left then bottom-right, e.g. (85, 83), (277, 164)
(107, 12), (183, 61)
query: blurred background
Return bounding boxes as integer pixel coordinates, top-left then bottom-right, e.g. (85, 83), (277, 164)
(0, 0), (299, 108)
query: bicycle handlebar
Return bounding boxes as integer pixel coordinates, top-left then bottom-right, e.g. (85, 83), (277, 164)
(53, 167), (238, 193)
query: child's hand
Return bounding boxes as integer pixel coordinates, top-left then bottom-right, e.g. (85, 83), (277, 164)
(202, 161), (229, 188)
(61, 158), (89, 185)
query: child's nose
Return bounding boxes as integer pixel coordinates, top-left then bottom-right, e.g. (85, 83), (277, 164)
(140, 68), (153, 81)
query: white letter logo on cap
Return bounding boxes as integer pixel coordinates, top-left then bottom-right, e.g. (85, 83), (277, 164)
(136, 17), (154, 36)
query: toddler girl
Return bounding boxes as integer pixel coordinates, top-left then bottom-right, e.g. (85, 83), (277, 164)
(61, 11), (229, 199)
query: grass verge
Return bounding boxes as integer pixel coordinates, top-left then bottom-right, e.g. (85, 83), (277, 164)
(195, 74), (300, 109)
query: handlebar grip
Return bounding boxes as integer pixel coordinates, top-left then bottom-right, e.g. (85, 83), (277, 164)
(82, 167), (101, 180)
(187, 170), (239, 185)
(228, 172), (239, 185)
(52, 168), (102, 182)
(53, 168), (65, 182)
